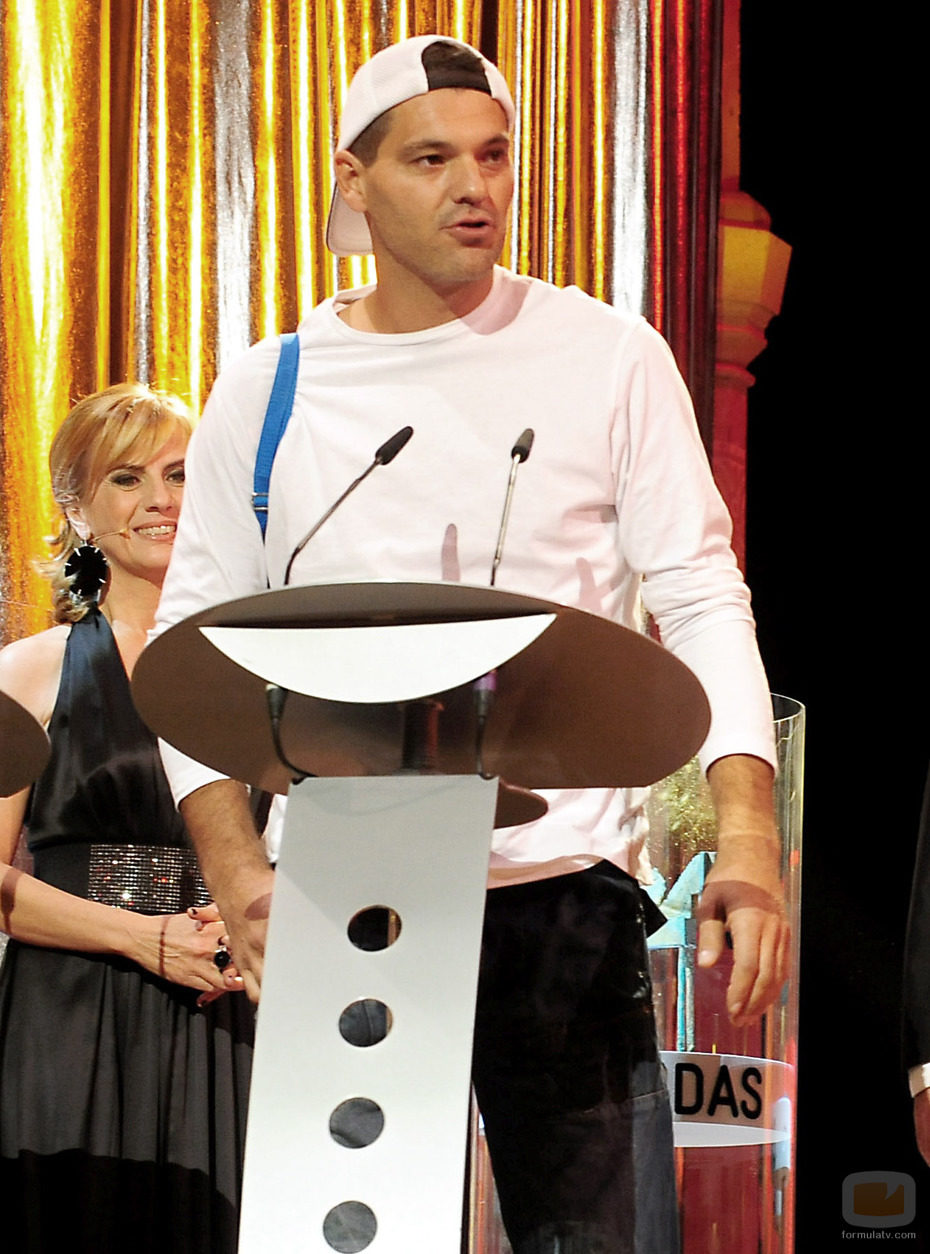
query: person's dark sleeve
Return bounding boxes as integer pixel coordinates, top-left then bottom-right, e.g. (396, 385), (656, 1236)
(903, 768), (930, 1076)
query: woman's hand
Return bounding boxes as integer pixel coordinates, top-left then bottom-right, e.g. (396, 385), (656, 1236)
(189, 902), (246, 1005)
(128, 907), (244, 997)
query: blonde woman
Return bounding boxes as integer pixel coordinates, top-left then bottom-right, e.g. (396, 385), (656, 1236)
(0, 385), (253, 1253)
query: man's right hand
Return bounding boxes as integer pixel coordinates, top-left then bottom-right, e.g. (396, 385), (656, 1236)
(214, 864), (275, 1002)
(180, 778), (275, 1004)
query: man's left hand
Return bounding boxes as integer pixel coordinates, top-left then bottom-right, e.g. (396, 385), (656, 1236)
(697, 862), (789, 1025)
(698, 754), (790, 1026)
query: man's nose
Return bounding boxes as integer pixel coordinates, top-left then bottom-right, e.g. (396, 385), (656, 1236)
(450, 155), (488, 201)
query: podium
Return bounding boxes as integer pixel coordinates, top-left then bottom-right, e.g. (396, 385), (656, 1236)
(134, 581), (710, 1253)
(0, 690), (50, 797)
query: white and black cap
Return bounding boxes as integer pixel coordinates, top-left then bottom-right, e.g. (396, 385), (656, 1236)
(326, 35), (516, 257)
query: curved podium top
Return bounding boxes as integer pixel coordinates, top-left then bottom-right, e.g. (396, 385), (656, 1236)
(133, 581), (711, 797)
(1, 691), (50, 797)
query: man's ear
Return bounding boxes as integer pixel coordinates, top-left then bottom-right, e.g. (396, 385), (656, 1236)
(65, 506), (90, 541)
(334, 149), (368, 213)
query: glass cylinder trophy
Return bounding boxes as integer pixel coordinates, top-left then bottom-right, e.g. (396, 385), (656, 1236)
(467, 695), (804, 1254)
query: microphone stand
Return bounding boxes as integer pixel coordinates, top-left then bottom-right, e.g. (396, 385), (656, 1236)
(475, 429), (535, 777)
(270, 426), (414, 780)
(489, 428), (534, 588)
(283, 426), (413, 586)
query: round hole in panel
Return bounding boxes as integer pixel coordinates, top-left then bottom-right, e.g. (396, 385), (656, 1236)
(338, 998), (392, 1047)
(323, 1201), (377, 1252)
(347, 905), (402, 951)
(329, 1097), (385, 1148)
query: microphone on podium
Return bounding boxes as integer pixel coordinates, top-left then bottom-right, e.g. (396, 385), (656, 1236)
(490, 428), (534, 587)
(282, 426), (413, 585)
(475, 429), (536, 735)
(271, 427), (414, 780)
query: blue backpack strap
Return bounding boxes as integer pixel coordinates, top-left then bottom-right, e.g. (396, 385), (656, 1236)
(252, 331), (300, 538)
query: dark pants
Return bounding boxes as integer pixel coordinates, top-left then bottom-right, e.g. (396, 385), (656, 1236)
(472, 862), (679, 1254)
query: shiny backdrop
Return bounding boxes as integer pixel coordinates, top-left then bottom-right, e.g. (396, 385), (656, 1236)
(1, 0), (720, 642)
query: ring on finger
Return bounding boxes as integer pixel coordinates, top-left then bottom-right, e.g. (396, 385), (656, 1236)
(213, 944), (232, 972)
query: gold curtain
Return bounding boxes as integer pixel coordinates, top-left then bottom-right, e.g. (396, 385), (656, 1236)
(495, 0), (652, 312)
(493, 0), (721, 436)
(115, 0), (482, 410)
(1, 0), (720, 644)
(0, 0), (484, 641)
(0, 0), (109, 639)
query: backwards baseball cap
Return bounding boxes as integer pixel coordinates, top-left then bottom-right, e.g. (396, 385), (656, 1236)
(326, 35), (515, 257)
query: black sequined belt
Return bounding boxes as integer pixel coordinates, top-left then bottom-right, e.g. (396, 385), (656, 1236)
(32, 841), (211, 914)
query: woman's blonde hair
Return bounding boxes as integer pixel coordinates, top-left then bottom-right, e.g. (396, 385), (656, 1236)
(44, 383), (193, 623)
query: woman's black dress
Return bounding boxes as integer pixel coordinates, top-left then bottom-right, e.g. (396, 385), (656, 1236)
(0, 610), (254, 1252)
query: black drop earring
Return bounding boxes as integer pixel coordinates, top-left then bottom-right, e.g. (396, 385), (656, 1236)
(64, 542), (109, 607)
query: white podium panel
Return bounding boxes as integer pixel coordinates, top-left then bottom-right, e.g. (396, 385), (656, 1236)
(239, 774), (498, 1254)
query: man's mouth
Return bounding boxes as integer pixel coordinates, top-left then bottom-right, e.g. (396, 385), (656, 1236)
(446, 216), (496, 242)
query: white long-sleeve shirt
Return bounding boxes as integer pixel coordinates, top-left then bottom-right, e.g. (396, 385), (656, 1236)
(155, 267), (775, 884)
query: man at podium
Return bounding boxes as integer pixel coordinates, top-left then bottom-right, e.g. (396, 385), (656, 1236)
(154, 35), (788, 1254)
